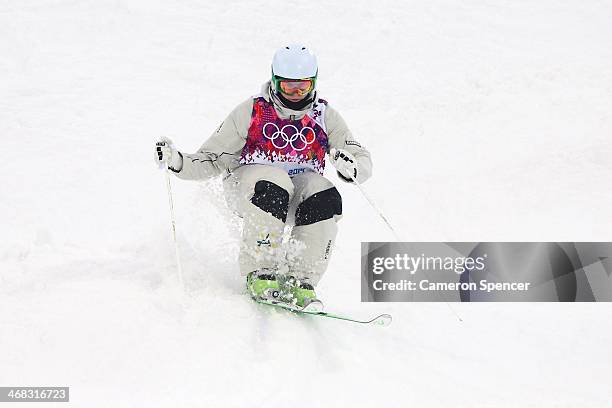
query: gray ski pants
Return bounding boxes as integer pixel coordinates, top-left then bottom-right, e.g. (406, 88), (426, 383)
(223, 164), (342, 286)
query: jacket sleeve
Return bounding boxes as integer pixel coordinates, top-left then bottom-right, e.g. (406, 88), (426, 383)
(325, 105), (373, 183)
(172, 98), (253, 181)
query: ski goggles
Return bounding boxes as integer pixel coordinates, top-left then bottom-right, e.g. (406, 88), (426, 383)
(273, 76), (316, 96)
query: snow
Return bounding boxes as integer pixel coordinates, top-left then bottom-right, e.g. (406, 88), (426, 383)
(1, 0), (612, 406)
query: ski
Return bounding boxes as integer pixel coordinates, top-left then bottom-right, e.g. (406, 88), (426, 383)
(253, 298), (392, 326)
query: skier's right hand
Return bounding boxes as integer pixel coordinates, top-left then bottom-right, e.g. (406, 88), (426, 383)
(154, 137), (183, 172)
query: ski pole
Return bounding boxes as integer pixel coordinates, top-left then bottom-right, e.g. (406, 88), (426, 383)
(352, 179), (401, 241)
(351, 177), (463, 322)
(163, 162), (184, 290)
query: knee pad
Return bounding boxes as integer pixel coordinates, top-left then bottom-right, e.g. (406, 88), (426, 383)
(295, 187), (342, 226)
(251, 180), (290, 222)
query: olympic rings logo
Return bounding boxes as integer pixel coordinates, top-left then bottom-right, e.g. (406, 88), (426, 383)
(262, 122), (316, 151)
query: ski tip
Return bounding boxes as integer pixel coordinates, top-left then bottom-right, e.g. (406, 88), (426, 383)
(371, 313), (393, 327)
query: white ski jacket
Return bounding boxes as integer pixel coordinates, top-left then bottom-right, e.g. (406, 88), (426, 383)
(172, 82), (372, 183)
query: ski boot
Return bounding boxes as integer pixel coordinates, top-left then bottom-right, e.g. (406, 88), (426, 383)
(281, 276), (324, 312)
(246, 270), (280, 301)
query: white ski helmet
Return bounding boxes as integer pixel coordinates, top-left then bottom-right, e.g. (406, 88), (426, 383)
(271, 44), (318, 83)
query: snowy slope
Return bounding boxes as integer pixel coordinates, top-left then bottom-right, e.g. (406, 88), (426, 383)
(1, 0), (612, 407)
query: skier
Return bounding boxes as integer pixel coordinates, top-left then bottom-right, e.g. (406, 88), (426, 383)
(154, 44), (372, 310)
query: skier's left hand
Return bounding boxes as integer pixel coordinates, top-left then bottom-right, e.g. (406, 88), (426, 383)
(329, 148), (358, 182)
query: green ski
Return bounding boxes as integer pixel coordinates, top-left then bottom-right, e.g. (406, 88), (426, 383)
(253, 297), (392, 326)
